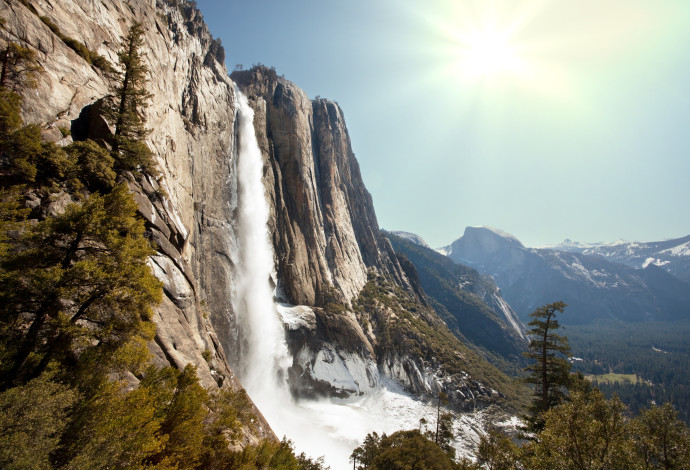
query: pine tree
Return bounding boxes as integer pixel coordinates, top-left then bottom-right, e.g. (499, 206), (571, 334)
(0, 373), (78, 469)
(373, 430), (456, 470)
(105, 21), (155, 173)
(523, 301), (571, 430)
(437, 412), (455, 459)
(65, 139), (117, 192)
(476, 428), (520, 470)
(154, 364), (209, 468)
(0, 32), (43, 184)
(0, 41), (42, 91)
(0, 183), (162, 387)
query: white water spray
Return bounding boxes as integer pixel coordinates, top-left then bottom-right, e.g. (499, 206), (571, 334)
(233, 89), (292, 401)
(231, 89), (487, 469)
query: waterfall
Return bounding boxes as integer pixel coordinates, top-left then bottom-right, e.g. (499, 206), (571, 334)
(233, 88), (291, 403)
(231, 88), (480, 469)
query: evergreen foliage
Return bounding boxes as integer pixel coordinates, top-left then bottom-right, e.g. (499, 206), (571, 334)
(0, 373), (77, 470)
(523, 301), (571, 429)
(0, 52), (115, 190)
(632, 402), (690, 469)
(524, 390), (636, 469)
(472, 392), (690, 469)
(567, 320), (690, 424)
(104, 21), (156, 173)
(0, 184), (162, 387)
(0, 88), (41, 183)
(64, 139), (117, 192)
(476, 428), (519, 470)
(350, 430), (458, 470)
(437, 411), (455, 459)
(37, 15), (112, 72)
(0, 41), (42, 90)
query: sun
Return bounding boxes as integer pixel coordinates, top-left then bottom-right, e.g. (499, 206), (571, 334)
(456, 27), (523, 79)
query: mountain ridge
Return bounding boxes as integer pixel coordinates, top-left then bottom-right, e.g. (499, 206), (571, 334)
(547, 234), (690, 282)
(444, 226), (690, 324)
(386, 232), (527, 374)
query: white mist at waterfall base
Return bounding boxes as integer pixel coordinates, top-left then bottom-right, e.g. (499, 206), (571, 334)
(232, 89), (485, 469)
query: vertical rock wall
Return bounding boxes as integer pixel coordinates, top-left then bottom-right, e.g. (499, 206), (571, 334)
(232, 68), (413, 307)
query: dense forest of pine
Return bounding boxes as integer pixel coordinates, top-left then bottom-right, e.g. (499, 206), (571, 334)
(567, 320), (690, 424)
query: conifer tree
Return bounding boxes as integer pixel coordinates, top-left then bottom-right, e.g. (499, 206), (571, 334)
(523, 301), (571, 429)
(0, 373), (78, 469)
(523, 390), (636, 469)
(0, 29), (43, 183)
(0, 184), (161, 387)
(105, 21), (155, 173)
(0, 38), (42, 91)
(476, 428), (520, 470)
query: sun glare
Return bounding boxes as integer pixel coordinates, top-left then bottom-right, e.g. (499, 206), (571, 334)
(456, 28), (523, 79)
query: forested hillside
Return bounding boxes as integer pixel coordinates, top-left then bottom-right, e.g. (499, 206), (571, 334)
(386, 232), (527, 375)
(567, 320), (690, 424)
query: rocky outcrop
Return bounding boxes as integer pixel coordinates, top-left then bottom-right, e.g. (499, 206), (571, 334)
(231, 68), (414, 307)
(280, 303), (380, 398)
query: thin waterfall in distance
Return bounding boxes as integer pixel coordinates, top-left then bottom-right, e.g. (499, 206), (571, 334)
(231, 88), (468, 470)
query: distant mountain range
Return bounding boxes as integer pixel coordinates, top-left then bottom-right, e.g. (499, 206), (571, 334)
(548, 235), (690, 283)
(388, 231), (527, 370)
(438, 227), (690, 324)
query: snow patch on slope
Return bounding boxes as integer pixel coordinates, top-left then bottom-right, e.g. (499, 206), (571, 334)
(660, 241), (690, 257)
(642, 257), (671, 268)
(277, 303), (317, 331)
(390, 230), (431, 248)
(288, 376), (513, 469)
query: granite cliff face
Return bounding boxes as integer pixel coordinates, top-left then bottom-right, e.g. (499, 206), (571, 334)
(231, 68), (413, 308)
(230, 68), (448, 401)
(6, 0), (520, 439)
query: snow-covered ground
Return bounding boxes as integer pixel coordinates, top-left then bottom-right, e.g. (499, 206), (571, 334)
(267, 377), (497, 470)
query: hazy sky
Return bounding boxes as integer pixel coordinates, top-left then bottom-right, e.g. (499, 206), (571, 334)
(196, 0), (690, 248)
